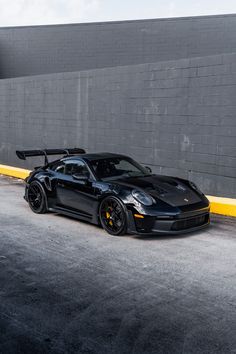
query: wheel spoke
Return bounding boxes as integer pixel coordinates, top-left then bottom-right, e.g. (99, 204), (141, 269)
(100, 198), (125, 235)
(31, 186), (38, 196)
(28, 184), (43, 211)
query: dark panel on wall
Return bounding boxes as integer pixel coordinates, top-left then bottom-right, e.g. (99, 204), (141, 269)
(1, 14), (236, 78)
(0, 53), (235, 197)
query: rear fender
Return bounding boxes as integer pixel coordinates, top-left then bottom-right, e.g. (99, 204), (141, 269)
(25, 179), (49, 210)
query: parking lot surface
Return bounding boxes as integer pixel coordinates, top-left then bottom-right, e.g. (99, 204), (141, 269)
(0, 175), (236, 354)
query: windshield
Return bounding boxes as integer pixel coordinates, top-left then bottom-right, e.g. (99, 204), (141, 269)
(89, 157), (151, 181)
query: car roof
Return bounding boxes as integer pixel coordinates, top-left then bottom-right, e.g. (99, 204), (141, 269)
(62, 152), (127, 162)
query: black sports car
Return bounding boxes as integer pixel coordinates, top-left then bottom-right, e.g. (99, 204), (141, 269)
(16, 148), (210, 236)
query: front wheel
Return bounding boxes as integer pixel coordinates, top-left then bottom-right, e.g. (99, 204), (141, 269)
(99, 196), (127, 236)
(27, 181), (47, 214)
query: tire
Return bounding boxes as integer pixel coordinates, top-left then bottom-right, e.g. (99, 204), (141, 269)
(99, 196), (127, 236)
(27, 180), (47, 214)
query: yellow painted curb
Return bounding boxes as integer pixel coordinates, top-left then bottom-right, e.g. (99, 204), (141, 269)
(0, 164), (235, 217)
(207, 195), (236, 218)
(0, 164), (31, 180)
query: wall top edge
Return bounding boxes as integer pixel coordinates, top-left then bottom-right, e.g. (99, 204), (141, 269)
(0, 13), (236, 30)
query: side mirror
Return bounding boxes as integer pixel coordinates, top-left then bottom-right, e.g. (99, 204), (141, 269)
(145, 166), (152, 173)
(72, 173), (89, 182)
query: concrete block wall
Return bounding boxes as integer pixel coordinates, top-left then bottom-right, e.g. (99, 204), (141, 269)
(1, 14), (236, 78)
(0, 52), (236, 197)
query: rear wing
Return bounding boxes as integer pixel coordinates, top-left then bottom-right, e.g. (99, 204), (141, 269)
(16, 148), (86, 165)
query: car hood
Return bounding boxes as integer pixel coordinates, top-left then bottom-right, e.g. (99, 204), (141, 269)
(113, 174), (202, 207)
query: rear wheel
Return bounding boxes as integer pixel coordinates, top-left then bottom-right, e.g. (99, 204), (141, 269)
(28, 181), (47, 214)
(99, 196), (127, 236)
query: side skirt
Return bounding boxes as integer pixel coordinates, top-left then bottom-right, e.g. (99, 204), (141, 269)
(48, 206), (97, 224)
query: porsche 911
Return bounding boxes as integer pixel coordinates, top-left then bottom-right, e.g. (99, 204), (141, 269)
(16, 148), (210, 236)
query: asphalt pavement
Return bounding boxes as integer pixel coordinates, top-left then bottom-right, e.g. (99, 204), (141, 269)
(0, 175), (235, 354)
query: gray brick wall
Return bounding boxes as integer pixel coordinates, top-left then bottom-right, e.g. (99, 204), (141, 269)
(0, 52), (235, 197)
(1, 14), (236, 78)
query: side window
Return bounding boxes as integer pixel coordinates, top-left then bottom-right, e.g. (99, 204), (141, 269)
(115, 159), (140, 173)
(64, 160), (90, 177)
(50, 161), (66, 174)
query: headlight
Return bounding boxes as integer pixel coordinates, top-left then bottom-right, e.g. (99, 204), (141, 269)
(132, 189), (154, 206)
(189, 181), (202, 194)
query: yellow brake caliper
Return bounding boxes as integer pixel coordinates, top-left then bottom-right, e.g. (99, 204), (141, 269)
(106, 211), (113, 226)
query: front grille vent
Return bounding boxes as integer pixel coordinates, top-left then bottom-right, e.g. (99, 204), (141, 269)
(171, 214), (209, 231)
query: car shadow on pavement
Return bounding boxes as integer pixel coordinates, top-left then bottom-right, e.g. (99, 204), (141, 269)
(132, 224), (214, 241)
(55, 212), (213, 240)
(52, 212), (233, 241)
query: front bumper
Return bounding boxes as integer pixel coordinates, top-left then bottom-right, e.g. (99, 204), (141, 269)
(127, 209), (210, 235)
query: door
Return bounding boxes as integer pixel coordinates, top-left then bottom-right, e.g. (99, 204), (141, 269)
(55, 159), (96, 217)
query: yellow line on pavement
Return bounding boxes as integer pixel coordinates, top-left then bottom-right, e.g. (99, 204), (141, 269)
(207, 195), (236, 218)
(0, 164), (31, 180)
(0, 164), (236, 217)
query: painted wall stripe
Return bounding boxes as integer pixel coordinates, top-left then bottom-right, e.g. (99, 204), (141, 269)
(0, 164), (236, 218)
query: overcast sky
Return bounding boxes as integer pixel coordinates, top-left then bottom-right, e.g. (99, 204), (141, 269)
(1, 0), (236, 27)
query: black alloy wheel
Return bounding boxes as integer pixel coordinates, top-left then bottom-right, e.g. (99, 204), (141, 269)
(28, 181), (47, 214)
(99, 196), (127, 236)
